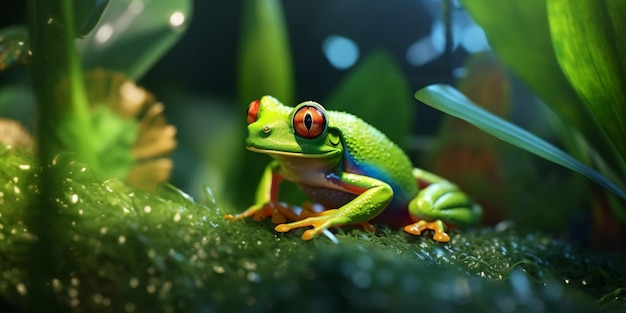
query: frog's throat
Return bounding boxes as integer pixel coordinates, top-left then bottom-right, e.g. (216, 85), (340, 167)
(247, 146), (340, 158)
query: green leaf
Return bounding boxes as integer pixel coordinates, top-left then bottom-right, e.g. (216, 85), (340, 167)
(78, 0), (192, 80)
(237, 0), (295, 106)
(415, 84), (626, 201)
(547, 0), (626, 163)
(325, 49), (413, 146)
(229, 0), (295, 208)
(460, 0), (589, 131)
(90, 106), (136, 179)
(48, 0), (109, 37)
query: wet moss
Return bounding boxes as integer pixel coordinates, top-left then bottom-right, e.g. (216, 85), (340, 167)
(0, 145), (623, 312)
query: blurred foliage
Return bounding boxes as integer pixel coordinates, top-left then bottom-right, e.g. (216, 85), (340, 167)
(237, 0), (294, 106)
(0, 0), (188, 189)
(436, 0), (626, 243)
(79, 69), (177, 191)
(459, 0), (596, 160)
(0, 26), (30, 71)
(14, 0), (189, 307)
(324, 49), (413, 146)
(547, 0), (626, 168)
(79, 0), (192, 81)
(416, 85), (626, 202)
(2, 144), (626, 312)
(49, 0), (110, 37)
(423, 53), (511, 225)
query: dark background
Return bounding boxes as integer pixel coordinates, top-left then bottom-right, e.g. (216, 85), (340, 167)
(1, 0), (470, 132)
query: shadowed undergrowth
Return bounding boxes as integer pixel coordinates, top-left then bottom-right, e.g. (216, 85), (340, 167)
(0, 145), (624, 312)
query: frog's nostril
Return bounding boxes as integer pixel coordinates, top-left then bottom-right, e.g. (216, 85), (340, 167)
(262, 126), (270, 134)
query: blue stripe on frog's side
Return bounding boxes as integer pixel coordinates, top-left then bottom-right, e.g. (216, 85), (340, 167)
(343, 152), (415, 225)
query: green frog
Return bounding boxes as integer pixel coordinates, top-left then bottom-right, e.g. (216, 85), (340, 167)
(225, 96), (482, 242)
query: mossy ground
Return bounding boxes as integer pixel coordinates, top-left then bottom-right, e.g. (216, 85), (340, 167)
(0, 145), (624, 312)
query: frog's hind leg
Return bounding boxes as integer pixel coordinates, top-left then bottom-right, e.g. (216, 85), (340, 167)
(404, 169), (482, 242)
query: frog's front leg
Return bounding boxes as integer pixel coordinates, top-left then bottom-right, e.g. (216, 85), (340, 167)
(225, 161), (301, 224)
(274, 172), (392, 240)
(404, 168), (482, 242)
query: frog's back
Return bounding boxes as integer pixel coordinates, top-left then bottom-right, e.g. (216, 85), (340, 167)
(327, 110), (418, 204)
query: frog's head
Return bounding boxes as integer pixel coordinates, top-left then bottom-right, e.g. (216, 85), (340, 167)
(245, 96), (343, 159)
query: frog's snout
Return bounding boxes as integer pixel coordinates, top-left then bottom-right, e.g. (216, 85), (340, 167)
(248, 122), (272, 137)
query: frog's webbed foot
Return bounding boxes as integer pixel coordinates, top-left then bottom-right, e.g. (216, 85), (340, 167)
(403, 220), (451, 243)
(274, 209), (376, 240)
(224, 201), (301, 224)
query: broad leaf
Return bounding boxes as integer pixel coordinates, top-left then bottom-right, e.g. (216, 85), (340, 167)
(78, 0), (192, 80)
(547, 0), (626, 162)
(325, 49), (413, 146)
(230, 0), (296, 207)
(459, 0), (620, 168)
(460, 0), (589, 131)
(415, 84), (626, 201)
(237, 0), (294, 106)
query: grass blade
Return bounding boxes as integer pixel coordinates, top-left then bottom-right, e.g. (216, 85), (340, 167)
(415, 84), (626, 201)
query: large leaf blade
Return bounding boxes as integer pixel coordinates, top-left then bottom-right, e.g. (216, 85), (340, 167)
(415, 84), (626, 201)
(460, 0), (589, 132)
(229, 0), (296, 208)
(547, 0), (626, 162)
(237, 0), (294, 105)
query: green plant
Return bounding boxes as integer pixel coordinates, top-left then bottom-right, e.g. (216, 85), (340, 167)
(415, 0), (626, 240)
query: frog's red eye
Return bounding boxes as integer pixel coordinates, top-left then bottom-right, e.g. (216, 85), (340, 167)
(292, 102), (327, 139)
(247, 100), (260, 124)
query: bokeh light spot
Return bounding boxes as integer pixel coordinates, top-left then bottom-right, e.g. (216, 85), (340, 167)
(169, 11), (186, 28)
(322, 35), (359, 70)
(461, 25), (490, 53)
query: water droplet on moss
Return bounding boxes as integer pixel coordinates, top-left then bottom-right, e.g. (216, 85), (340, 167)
(246, 271), (261, 283)
(356, 255), (373, 271)
(129, 277), (139, 288)
(51, 278), (63, 292)
(16, 283), (27, 295)
(146, 284), (157, 294)
(351, 271), (371, 289)
(92, 293), (103, 304)
(68, 288), (79, 299)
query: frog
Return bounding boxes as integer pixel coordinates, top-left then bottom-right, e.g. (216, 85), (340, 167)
(225, 96), (482, 242)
